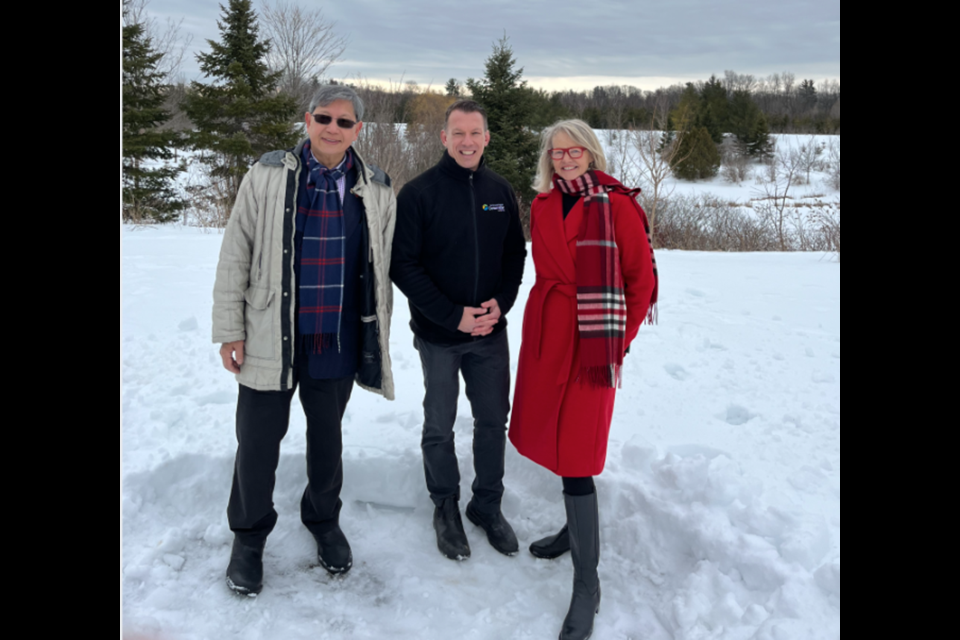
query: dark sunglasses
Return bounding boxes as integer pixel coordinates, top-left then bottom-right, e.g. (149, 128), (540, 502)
(312, 113), (359, 129)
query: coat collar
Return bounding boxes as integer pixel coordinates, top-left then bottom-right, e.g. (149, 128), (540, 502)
(283, 139), (379, 189)
(438, 150), (488, 182)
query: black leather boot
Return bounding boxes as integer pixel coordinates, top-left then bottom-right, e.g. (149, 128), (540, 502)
(466, 500), (519, 556)
(314, 525), (353, 576)
(434, 498), (471, 560)
(226, 537), (265, 596)
(559, 492), (600, 640)
(530, 524), (570, 559)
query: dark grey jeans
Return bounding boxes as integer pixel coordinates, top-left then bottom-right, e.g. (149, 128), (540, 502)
(227, 357), (354, 545)
(414, 330), (511, 515)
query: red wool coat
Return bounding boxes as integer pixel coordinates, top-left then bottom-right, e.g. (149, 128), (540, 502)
(508, 178), (656, 477)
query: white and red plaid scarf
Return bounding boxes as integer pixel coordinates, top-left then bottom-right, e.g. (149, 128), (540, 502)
(554, 170), (659, 388)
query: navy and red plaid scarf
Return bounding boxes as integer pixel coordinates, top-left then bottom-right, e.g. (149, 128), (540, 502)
(298, 143), (354, 353)
(554, 170), (659, 388)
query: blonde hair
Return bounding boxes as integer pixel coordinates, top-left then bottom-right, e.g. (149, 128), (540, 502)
(533, 119), (607, 193)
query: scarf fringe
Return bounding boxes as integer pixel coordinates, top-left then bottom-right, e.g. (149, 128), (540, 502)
(581, 365), (622, 389)
(303, 333), (339, 355)
(645, 303), (659, 326)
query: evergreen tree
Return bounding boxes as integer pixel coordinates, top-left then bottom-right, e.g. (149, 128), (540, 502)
(445, 78), (462, 98)
(798, 79), (818, 111)
(672, 83), (702, 132)
(699, 75), (729, 144)
(729, 90), (773, 158)
(673, 126), (721, 181)
(181, 0), (298, 212)
(526, 87), (571, 128)
(749, 112), (774, 160)
(668, 84), (721, 181)
(466, 35), (539, 211)
(123, 15), (185, 223)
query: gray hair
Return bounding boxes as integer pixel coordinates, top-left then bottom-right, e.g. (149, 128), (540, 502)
(533, 119), (607, 193)
(308, 85), (365, 121)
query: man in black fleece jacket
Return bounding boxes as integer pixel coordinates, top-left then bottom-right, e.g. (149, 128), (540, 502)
(391, 100), (527, 561)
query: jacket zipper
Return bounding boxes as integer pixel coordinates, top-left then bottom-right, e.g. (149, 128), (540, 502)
(470, 173), (479, 306)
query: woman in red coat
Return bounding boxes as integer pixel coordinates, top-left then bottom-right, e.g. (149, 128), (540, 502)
(509, 119), (658, 640)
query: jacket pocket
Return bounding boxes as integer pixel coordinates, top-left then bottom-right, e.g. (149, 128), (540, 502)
(243, 286), (277, 360)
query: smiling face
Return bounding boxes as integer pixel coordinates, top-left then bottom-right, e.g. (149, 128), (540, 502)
(550, 130), (594, 182)
(305, 99), (363, 168)
(441, 109), (490, 171)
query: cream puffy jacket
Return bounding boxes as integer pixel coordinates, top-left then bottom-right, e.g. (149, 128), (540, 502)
(212, 142), (396, 398)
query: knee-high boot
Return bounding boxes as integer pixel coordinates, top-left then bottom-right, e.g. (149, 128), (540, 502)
(559, 491), (601, 640)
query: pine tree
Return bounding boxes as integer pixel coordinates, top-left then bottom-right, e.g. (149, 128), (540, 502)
(699, 75), (729, 144)
(181, 0), (298, 212)
(445, 78), (462, 98)
(123, 15), (185, 223)
(729, 90), (773, 158)
(672, 83), (702, 133)
(749, 112), (774, 160)
(673, 126), (721, 181)
(798, 79), (818, 111)
(466, 35), (539, 212)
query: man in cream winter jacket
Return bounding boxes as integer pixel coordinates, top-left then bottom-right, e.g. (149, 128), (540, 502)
(212, 85), (395, 596)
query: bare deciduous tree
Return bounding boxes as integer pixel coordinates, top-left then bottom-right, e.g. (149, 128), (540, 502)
(826, 140), (841, 191)
(754, 147), (808, 251)
(628, 102), (691, 243)
(720, 137), (750, 184)
(350, 78), (449, 193)
(125, 0), (193, 81)
(261, 1), (347, 111)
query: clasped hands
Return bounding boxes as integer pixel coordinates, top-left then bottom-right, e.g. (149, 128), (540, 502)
(458, 299), (501, 337)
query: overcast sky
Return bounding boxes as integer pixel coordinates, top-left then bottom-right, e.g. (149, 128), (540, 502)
(145, 0), (840, 91)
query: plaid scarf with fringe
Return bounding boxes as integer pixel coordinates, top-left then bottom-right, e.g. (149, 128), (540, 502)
(297, 144), (354, 353)
(554, 170), (658, 388)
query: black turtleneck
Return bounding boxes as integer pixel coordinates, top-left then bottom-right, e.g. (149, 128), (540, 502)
(562, 193), (581, 219)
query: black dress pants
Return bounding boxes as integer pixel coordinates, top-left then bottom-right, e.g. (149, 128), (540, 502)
(414, 330), (511, 515)
(227, 358), (354, 544)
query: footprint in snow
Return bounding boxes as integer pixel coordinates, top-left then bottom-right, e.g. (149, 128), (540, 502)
(722, 405), (756, 426)
(664, 364), (690, 381)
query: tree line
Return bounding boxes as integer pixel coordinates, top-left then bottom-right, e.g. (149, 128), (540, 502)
(122, 0), (839, 226)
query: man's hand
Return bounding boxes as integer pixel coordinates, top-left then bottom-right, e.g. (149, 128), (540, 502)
(220, 341), (245, 374)
(458, 306), (489, 334)
(471, 299), (501, 337)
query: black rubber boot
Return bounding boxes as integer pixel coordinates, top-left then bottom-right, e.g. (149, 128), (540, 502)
(530, 524), (570, 559)
(466, 500), (519, 556)
(434, 498), (471, 560)
(559, 492), (601, 640)
(226, 537), (265, 596)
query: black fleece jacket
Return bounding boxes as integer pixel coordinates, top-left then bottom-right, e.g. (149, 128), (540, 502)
(391, 152), (527, 345)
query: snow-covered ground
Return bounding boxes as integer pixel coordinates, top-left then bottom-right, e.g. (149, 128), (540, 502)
(121, 226), (840, 640)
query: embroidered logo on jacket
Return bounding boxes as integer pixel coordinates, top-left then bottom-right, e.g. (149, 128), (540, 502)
(482, 204), (506, 212)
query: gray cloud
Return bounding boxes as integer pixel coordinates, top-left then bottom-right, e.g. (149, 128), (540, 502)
(147, 0), (840, 89)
